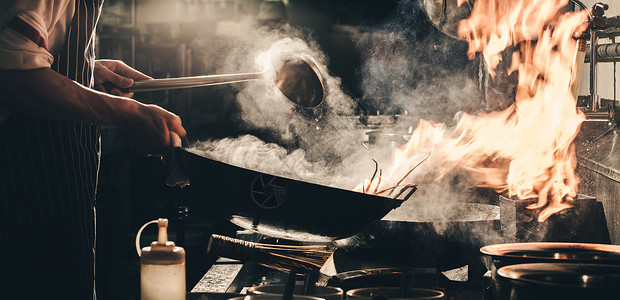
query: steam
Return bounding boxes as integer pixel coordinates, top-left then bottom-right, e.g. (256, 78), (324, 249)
(187, 4), (507, 245)
(192, 135), (326, 184)
(190, 17), (400, 190)
(355, 29), (493, 119)
(342, 14), (508, 242)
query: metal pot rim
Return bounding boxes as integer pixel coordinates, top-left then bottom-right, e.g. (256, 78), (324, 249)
(497, 262), (620, 290)
(480, 242), (620, 262)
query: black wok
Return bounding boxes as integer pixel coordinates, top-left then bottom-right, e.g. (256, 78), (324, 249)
(332, 202), (502, 271)
(171, 147), (415, 243)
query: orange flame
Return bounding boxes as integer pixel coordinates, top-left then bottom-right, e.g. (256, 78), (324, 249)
(380, 0), (589, 221)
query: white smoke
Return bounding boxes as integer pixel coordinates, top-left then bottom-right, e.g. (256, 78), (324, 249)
(187, 5), (505, 243)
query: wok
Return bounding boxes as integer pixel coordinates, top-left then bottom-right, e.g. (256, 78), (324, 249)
(333, 202), (502, 271)
(171, 147), (415, 243)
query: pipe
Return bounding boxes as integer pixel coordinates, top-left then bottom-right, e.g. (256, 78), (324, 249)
(585, 43), (620, 62)
(572, 39), (587, 99)
(589, 29), (599, 111)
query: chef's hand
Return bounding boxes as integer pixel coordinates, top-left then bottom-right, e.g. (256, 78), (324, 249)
(94, 59), (152, 98)
(122, 103), (186, 156)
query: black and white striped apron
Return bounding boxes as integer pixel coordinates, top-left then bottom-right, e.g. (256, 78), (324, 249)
(0, 1), (103, 299)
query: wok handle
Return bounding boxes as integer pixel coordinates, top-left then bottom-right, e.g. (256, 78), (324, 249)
(164, 132), (190, 187)
(129, 72), (264, 92)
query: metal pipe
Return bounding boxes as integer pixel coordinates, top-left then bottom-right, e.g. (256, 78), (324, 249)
(585, 43), (620, 61)
(572, 39), (587, 99)
(590, 29), (599, 111)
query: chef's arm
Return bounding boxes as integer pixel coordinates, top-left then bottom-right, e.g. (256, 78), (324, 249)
(0, 67), (186, 155)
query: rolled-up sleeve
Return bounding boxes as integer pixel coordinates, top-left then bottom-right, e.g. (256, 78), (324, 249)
(0, 10), (54, 70)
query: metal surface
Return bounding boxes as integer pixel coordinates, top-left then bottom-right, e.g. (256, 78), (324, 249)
(577, 118), (620, 183)
(247, 284), (343, 300)
(481, 242), (620, 300)
(582, 104), (615, 122)
(130, 73), (264, 92)
(191, 259), (245, 293)
(346, 287), (445, 300)
(480, 242), (620, 263)
(174, 147), (410, 242)
(576, 123), (620, 244)
(497, 263), (620, 299)
(419, 0), (474, 40)
(274, 57), (325, 108)
(129, 57), (324, 108)
(498, 195), (609, 243)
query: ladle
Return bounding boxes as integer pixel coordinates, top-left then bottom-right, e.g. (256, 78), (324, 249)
(128, 56), (325, 108)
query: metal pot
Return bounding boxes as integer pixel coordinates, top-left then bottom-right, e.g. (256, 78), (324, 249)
(171, 147), (416, 243)
(480, 242), (620, 300)
(497, 263), (620, 300)
(346, 287), (445, 300)
(229, 296), (324, 300)
(247, 284), (343, 300)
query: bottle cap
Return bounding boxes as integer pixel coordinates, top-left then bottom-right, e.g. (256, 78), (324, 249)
(138, 218), (185, 265)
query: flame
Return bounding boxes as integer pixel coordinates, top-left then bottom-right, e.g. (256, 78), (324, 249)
(375, 0), (589, 221)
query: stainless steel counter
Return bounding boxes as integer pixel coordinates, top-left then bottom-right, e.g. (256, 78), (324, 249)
(576, 121), (620, 244)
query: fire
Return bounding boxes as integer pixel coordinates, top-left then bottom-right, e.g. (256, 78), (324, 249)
(379, 0), (589, 221)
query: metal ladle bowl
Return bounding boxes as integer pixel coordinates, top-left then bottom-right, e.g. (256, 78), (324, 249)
(128, 56), (325, 108)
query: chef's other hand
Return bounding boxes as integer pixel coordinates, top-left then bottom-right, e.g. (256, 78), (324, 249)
(123, 103), (186, 156)
(94, 59), (152, 98)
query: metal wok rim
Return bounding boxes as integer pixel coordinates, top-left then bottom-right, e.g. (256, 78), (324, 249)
(179, 147), (409, 202)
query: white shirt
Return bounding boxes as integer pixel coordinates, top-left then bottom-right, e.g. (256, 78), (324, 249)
(0, 0), (76, 70)
(0, 0), (76, 123)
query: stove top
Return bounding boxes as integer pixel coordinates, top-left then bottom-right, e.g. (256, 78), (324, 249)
(191, 231), (485, 300)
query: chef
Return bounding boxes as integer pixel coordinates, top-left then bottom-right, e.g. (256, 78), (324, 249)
(0, 0), (186, 299)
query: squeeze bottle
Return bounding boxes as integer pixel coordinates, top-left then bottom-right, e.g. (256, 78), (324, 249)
(136, 218), (185, 300)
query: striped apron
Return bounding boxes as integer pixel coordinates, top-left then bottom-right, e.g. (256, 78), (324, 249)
(0, 1), (103, 299)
